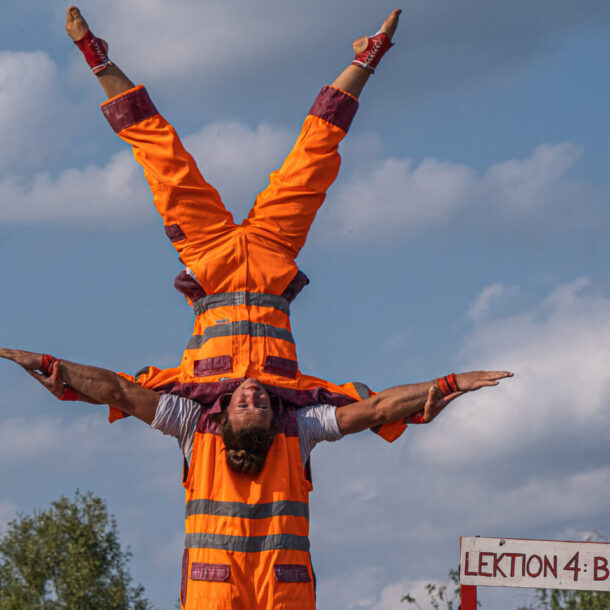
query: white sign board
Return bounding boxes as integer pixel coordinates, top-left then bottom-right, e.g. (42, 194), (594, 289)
(460, 537), (610, 592)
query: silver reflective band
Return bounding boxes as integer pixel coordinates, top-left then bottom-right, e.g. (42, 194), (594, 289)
(185, 532), (311, 552)
(186, 498), (309, 520)
(351, 381), (371, 400)
(193, 292), (290, 316)
(186, 321), (295, 349)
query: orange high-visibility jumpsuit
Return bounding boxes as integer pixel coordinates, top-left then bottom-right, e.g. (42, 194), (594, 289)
(100, 84), (406, 443)
(181, 402), (315, 609)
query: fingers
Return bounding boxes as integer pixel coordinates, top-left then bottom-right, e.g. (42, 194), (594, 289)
(25, 368), (63, 398)
(486, 371), (514, 379)
(422, 385), (444, 423)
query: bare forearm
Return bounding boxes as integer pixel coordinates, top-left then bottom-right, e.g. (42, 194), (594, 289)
(335, 370), (513, 435)
(58, 360), (159, 424)
(336, 381), (433, 435)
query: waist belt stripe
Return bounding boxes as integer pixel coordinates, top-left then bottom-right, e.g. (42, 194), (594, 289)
(193, 292), (290, 316)
(185, 532), (310, 553)
(186, 322), (295, 349)
(185, 498), (309, 520)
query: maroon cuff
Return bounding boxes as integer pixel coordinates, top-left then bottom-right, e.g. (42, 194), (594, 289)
(308, 86), (359, 132)
(101, 86), (158, 133)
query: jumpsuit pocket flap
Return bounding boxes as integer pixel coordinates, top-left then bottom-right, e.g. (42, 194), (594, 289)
(194, 356), (233, 376)
(264, 356), (298, 379)
(165, 223), (186, 242)
(191, 562), (231, 582)
(274, 564), (311, 583)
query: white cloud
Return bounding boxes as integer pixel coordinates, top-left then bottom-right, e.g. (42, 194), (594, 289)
(0, 51), (69, 172)
(0, 412), (170, 466)
(0, 88), (600, 241)
(325, 157), (476, 240)
(480, 143), (582, 212)
(0, 120), (293, 226)
(415, 278), (610, 466)
(322, 142), (595, 243)
(467, 283), (518, 322)
(0, 149), (149, 225)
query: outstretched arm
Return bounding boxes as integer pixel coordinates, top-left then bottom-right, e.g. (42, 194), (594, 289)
(335, 371), (513, 435)
(0, 348), (160, 424)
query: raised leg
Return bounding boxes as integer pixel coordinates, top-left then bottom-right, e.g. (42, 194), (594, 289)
(66, 6), (236, 272)
(65, 6), (134, 99)
(242, 9), (401, 258)
(332, 8), (401, 98)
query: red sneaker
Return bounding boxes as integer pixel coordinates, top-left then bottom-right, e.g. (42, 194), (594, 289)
(352, 31), (393, 74)
(75, 30), (113, 74)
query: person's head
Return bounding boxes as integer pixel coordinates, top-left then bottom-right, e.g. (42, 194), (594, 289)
(220, 378), (276, 475)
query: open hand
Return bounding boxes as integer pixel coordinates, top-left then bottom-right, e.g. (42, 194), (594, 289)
(422, 385), (463, 423)
(26, 365), (65, 399)
(0, 348), (43, 370)
(456, 370), (513, 392)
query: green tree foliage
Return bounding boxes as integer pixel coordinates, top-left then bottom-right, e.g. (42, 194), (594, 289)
(0, 491), (154, 610)
(519, 588), (610, 610)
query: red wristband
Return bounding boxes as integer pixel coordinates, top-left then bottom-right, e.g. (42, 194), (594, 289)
(40, 354), (55, 375)
(437, 373), (459, 396)
(75, 30), (113, 74)
(59, 386), (79, 401)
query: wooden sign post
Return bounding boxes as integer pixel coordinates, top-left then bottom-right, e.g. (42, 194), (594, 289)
(459, 536), (610, 610)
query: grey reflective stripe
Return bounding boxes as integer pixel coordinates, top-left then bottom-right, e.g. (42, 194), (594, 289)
(193, 292), (290, 316)
(185, 498), (309, 520)
(185, 533), (310, 553)
(186, 322), (294, 349)
(351, 382), (371, 400)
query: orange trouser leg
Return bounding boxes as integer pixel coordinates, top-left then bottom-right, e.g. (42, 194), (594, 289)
(101, 85), (237, 270)
(243, 86), (359, 258)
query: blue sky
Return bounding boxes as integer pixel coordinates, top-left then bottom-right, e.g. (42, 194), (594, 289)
(2, 1), (610, 608)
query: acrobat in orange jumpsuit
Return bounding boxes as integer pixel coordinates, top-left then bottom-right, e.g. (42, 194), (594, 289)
(99, 82), (407, 442)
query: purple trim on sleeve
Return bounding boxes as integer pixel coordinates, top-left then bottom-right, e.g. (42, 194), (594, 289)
(165, 223), (186, 242)
(274, 564), (311, 583)
(180, 549), (189, 605)
(263, 356), (298, 379)
(308, 86), (359, 132)
(191, 562), (231, 582)
(101, 86), (158, 133)
(281, 270), (310, 303)
(194, 356), (233, 377)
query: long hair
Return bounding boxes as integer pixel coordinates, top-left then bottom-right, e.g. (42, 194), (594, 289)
(219, 396), (277, 475)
